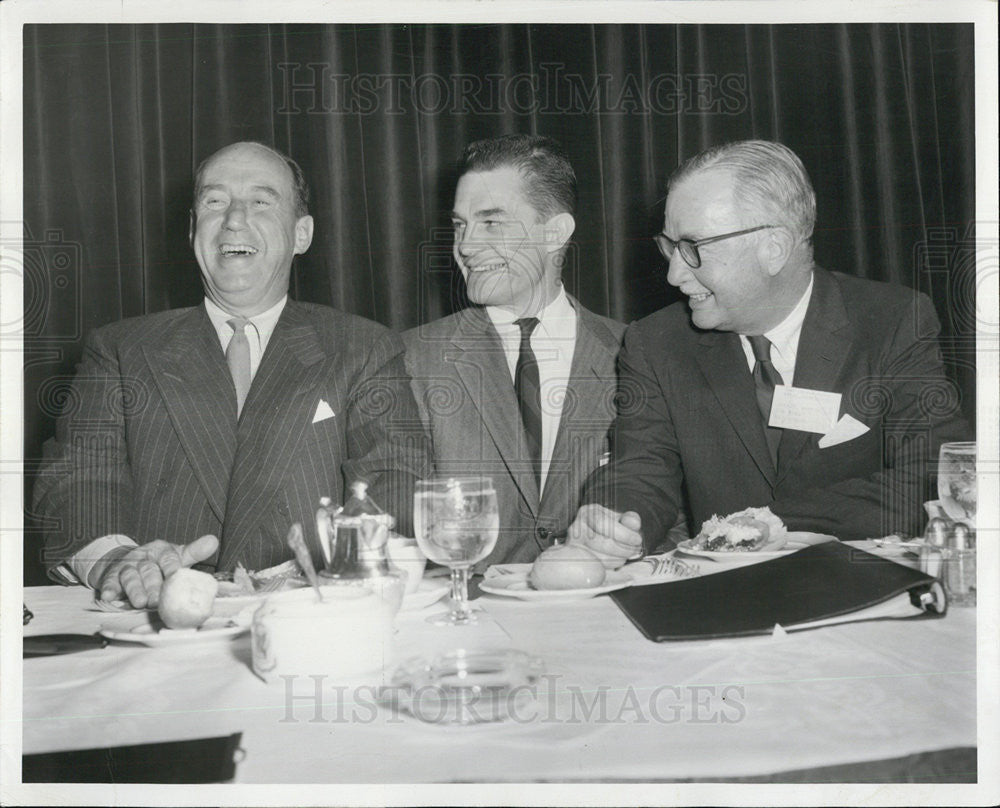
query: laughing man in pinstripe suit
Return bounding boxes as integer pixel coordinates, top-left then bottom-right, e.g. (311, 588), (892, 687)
(35, 142), (429, 608)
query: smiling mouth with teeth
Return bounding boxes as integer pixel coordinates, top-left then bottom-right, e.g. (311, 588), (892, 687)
(220, 244), (259, 257)
(688, 292), (713, 302)
(469, 262), (507, 272)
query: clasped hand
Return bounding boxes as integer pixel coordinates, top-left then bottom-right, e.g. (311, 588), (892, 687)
(96, 534), (220, 608)
(566, 504), (643, 568)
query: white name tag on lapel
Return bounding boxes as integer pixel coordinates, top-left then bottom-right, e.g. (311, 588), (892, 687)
(312, 399), (336, 424)
(768, 385), (841, 434)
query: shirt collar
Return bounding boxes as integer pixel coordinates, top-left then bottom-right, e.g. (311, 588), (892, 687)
(485, 285), (575, 335)
(204, 295), (287, 343)
(763, 273), (814, 364)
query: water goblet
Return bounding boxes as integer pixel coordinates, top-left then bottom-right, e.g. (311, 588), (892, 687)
(413, 477), (499, 626)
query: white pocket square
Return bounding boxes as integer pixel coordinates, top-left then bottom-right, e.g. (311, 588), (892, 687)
(818, 414), (869, 448)
(312, 399), (336, 424)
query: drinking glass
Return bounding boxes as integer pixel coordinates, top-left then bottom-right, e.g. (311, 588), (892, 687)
(938, 442), (977, 525)
(414, 477), (499, 626)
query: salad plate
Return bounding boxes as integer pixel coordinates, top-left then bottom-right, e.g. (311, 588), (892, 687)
(99, 615), (247, 646)
(479, 569), (633, 601)
(675, 532), (837, 563)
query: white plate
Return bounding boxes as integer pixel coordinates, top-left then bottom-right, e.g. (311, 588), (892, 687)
(479, 569), (633, 601)
(675, 532), (837, 563)
(100, 615), (247, 646)
(400, 579), (450, 611)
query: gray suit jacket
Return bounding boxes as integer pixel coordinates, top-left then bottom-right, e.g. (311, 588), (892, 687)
(403, 296), (625, 567)
(34, 300), (430, 573)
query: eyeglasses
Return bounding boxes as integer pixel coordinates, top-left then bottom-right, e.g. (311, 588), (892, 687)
(654, 225), (777, 269)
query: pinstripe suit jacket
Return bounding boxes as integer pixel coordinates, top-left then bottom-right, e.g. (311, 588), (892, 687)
(34, 300), (430, 573)
(403, 297), (625, 568)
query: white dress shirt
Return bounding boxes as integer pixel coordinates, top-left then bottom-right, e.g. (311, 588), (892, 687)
(63, 296), (289, 587)
(204, 295), (287, 381)
(739, 274), (814, 385)
(486, 286), (578, 495)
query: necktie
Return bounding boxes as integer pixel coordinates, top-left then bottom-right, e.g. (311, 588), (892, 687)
(514, 317), (542, 489)
(748, 334), (784, 468)
(226, 317), (251, 418)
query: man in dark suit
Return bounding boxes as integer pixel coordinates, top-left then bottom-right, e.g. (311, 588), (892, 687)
(569, 140), (970, 561)
(34, 141), (429, 606)
(404, 135), (625, 566)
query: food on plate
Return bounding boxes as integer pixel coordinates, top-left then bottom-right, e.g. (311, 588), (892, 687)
(528, 544), (607, 590)
(158, 568), (219, 629)
(215, 561), (305, 597)
(691, 506), (787, 552)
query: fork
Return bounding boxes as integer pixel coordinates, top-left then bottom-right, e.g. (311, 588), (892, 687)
(648, 555), (699, 578)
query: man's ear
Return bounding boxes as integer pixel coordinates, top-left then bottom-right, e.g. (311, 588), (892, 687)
(188, 209), (196, 248)
(758, 225), (795, 276)
(542, 212), (575, 253)
(293, 215), (315, 255)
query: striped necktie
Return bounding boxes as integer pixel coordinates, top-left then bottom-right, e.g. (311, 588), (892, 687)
(748, 334), (784, 468)
(226, 317), (251, 418)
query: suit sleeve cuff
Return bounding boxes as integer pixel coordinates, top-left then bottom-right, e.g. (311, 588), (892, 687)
(66, 535), (138, 589)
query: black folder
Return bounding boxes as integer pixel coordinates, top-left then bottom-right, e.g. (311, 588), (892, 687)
(611, 540), (946, 641)
(22, 733), (243, 783)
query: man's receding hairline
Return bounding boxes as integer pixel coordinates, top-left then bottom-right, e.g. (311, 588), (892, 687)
(200, 142), (293, 180)
(671, 163), (737, 192)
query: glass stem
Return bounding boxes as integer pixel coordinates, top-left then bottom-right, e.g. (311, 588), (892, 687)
(450, 566), (472, 622)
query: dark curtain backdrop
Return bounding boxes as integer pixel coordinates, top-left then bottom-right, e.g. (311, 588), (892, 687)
(23, 23), (976, 582)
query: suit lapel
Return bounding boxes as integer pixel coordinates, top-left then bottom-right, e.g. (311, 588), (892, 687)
(142, 305), (236, 525)
(540, 300), (617, 513)
(775, 268), (852, 484)
(694, 330), (777, 485)
(221, 301), (326, 562)
(451, 307), (540, 514)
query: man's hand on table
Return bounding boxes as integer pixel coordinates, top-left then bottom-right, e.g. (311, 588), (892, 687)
(567, 504), (643, 568)
(94, 534), (220, 608)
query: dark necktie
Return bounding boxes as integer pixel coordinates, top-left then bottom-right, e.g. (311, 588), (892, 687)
(748, 334), (784, 468)
(226, 317), (251, 418)
(514, 317), (542, 489)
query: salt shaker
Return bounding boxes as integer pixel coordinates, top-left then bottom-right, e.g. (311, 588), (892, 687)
(943, 522), (976, 607)
(920, 517), (950, 578)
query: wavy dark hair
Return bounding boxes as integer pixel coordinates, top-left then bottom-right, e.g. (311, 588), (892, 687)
(459, 134), (576, 220)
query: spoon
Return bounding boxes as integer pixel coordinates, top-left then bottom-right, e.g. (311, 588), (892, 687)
(286, 522), (324, 602)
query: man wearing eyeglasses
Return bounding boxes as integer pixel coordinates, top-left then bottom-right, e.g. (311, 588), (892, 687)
(568, 139), (969, 560)
(404, 134), (626, 567)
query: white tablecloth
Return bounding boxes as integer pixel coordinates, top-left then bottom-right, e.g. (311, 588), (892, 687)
(23, 587), (976, 783)
(21, 583), (976, 782)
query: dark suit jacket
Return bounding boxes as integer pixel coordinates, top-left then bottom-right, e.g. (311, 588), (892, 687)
(403, 297), (625, 567)
(34, 300), (430, 573)
(583, 267), (970, 549)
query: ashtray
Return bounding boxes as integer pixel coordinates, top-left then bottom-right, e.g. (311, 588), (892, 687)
(386, 648), (545, 725)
